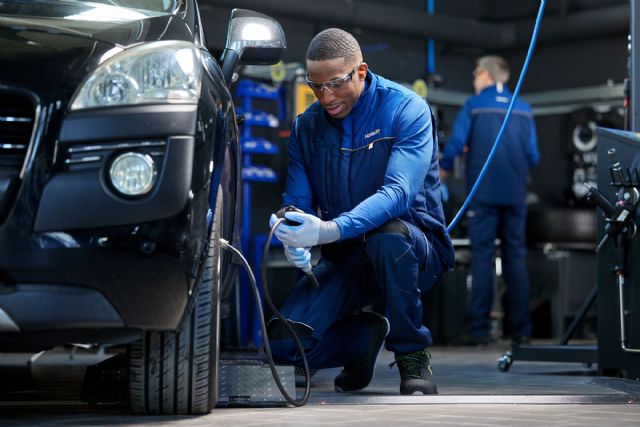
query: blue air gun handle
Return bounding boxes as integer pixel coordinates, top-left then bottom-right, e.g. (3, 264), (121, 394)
(274, 205), (320, 288)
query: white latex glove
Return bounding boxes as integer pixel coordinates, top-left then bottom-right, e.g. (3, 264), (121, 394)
(274, 211), (340, 248)
(284, 245), (312, 271)
(269, 213), (312, 271)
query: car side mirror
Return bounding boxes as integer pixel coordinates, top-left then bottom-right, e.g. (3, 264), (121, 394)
(221, 9), (286, 85)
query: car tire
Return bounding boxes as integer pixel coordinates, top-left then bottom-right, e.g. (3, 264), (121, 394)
(129, 188), (222, 415)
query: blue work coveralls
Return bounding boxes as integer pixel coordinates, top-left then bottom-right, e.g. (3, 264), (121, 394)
(440, 84), (540, 340)
(270, 71), (455, 368)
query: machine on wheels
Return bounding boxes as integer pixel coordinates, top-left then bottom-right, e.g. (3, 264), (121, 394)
(498, 129), (640, 379)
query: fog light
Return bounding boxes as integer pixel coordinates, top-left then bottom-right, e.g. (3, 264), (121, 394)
(109, 152), (157, 196)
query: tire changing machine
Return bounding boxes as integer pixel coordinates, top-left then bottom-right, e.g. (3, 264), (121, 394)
(498, 131), (640, 379)
(498, 0), (640, 375)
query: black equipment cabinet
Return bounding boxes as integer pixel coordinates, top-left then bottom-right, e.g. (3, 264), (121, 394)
(422, 261), (468, 344)
(596, 128), (640, 379)
(527, 246), (597, 340)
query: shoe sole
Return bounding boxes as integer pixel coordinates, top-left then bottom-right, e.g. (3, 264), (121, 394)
(401, 385), (438, 395)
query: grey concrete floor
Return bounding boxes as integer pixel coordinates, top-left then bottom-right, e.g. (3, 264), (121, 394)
(2, 404), (640, 426)
(298, 343), (640, 405)
(1, 343), (640, 426)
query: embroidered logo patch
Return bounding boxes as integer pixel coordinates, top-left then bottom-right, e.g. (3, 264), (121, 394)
(364, 128), (380, 139)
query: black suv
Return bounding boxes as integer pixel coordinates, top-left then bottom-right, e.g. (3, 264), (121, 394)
(0, 0), (285, 414)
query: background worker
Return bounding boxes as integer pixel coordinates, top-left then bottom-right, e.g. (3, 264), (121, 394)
(440, 55), (540, 345)
(267, 28), (455, 395)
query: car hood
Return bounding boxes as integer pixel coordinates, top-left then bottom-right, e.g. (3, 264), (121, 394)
(0, 13), (192, 105)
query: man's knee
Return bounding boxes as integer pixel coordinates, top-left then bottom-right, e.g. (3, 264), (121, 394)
(365, 219), (411, 257)
(368, 219), (411, 239)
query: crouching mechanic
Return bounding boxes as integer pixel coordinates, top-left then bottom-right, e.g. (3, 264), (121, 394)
(267, 28), (455, 395)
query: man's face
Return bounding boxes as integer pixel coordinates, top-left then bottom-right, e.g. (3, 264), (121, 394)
(473, 67), (493, 94)
(306, 57), (367, 119)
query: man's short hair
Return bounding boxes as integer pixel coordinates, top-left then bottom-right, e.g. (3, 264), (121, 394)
(306, 28), (362, 63)
(477, 55), (510, 83)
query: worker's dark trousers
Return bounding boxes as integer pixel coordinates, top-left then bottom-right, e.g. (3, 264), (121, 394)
(269, 219), (446, 369)
(467, 202), (532, 340)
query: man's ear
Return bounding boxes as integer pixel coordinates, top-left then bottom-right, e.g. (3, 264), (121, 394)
(357, 62), (368, 80)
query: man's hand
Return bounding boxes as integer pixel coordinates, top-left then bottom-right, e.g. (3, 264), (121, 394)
(283, 245), (311, 270)
(268, 213), (278, 229)
(273, 211), (340, 248)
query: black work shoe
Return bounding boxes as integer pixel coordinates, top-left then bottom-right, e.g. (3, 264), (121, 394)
(334, 311), (390, 392)
(391, 349), (438, 395)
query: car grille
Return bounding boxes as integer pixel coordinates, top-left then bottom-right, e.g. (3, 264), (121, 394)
(0, 91), (36, 220)
(0, 91), (34, 172)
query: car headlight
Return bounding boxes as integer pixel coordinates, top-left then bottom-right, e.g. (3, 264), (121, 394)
(109, 152), (157, 196)
(70, 41), (202, 110)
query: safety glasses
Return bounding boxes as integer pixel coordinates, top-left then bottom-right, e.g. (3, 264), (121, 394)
(306, 64), (361, 93)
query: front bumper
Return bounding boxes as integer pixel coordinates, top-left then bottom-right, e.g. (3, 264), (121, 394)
(36, 104), (198, 231)
(0, 102), (214, 343)
(0, 227), (195, 332)
(0, 284), (122, 331)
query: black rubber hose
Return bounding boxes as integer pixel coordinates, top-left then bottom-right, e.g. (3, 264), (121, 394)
(220, 221), (313, 406)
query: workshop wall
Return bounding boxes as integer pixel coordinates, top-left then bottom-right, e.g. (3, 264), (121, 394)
(508, 35), (627, 92)
(506, 35), (627, 207)
(199, 4), (477, 90)
(199, 1), (629, 222)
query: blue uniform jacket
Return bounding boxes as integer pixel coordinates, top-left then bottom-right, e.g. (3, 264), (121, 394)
(283, 70), (455, 270)
(440, 84), (540, 206)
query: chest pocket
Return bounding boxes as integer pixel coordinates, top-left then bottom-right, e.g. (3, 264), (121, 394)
(344, 136), (395, 206)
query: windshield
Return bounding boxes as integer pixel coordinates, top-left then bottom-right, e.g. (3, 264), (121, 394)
(0, 0), (177, 21)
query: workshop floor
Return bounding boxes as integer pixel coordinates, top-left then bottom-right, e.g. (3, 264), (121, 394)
(1, 341), (640, 426)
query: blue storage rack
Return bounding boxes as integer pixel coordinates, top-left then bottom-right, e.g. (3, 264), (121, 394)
(235, 79), (285, 348)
